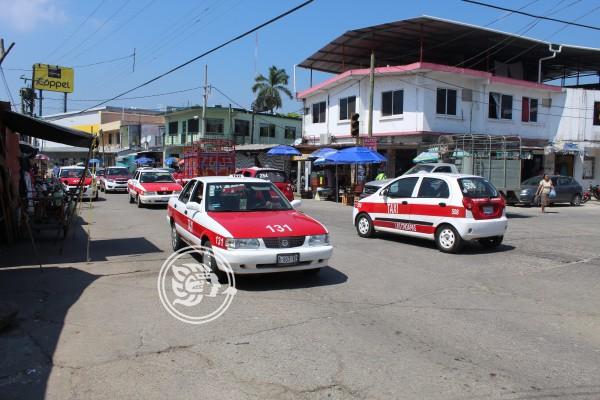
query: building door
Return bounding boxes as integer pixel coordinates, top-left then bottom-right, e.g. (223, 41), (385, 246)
(555, 154), (574, 177)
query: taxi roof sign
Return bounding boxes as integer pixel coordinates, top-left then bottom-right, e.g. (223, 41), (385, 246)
(33, 63), (74, 93)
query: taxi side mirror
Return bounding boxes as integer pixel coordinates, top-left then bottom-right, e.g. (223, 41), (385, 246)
(290, 199), (302, 209)
(186, 201), (203, 212)
(380, 188), (389, 197)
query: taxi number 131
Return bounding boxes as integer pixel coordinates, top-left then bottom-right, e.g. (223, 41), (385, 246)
(266, 224), (293, 233)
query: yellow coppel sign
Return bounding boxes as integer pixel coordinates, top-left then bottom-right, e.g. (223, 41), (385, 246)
(33, 64), (74, 93)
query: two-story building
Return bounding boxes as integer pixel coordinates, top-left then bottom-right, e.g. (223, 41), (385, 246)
(297, 16), (600, 185)
(43, 106), (164, 165)
(162, 105), (302, 163)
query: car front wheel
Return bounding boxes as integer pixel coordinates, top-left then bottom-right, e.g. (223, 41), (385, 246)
(171, 223), (183, 251)
(136, 195), (143, 208)
(355, 214), (374, 238)
(201, 240), (225, 282)
(435, 224), (463, 253)
(129, 192), (135, 203)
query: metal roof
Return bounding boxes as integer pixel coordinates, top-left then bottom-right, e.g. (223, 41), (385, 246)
(298, 16), (600, 82)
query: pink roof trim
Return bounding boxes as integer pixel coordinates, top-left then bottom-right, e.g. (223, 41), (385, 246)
(296, 62), (561, 99)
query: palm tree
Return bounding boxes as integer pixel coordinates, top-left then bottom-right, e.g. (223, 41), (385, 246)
(252, 66), (292, 113)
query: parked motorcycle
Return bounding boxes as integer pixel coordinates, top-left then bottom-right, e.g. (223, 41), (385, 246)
(583, 184), (600, 204)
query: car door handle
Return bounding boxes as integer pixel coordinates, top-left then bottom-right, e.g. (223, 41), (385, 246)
(401, 201), (408, 205)
(439, 202), (446, 207)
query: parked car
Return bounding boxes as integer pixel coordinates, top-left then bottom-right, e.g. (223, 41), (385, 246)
(403, 163), (459, 175)
(167, 176), (332, 275)
(359, 178), (393, 199)
(99, 166), (131, 193)
(516, 175), (583, 206)
(353, 173), (507, 253)
(234, 167), (295, 201)
(127, 168), (183, 207)
(58, 166), (98, 200)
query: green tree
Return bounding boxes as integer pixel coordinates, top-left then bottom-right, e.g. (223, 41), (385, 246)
(252, 66), (293, 113)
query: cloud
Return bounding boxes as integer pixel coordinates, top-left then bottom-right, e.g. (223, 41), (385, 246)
(0, 0), (66, 32)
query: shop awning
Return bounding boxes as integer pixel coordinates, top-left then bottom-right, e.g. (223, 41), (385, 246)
(0, 110), (94, 148)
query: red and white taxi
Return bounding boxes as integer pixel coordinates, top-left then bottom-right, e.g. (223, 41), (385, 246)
(234, 167), (295, 201)
(353, 173), (508, 253)
(167, 176), (332, 274)
(58, 166), (98, 200)
(128, 168), (183, 207)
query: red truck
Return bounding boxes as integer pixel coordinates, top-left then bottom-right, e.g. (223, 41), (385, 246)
(177, 139), (236, 184)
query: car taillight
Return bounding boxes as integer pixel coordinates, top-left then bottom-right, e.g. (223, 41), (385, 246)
(462, 197), (473, 210)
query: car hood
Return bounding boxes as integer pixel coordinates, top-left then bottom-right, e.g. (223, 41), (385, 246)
(62, 177), (92, 186)
(139, 182), (182, 191)
(207, 210), (327, 238)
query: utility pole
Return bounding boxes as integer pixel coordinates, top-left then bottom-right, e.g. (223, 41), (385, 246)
(201, 64), (208, 139)
(38, 90), (43, 117)
(0, 39), (15, 66)
(367, 50), (375, 138)
(132, 48), (136, 73)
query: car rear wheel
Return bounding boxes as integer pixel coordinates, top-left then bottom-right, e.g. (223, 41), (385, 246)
(571, 194), (582, 206)
(435, 225), (463, 253)
(355, 213), (374, 238)
(171, 223), (183, 251)
(478, 236), (503, 249)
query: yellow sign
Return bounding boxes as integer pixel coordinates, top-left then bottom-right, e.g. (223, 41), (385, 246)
(33, 63), (74, 93)
(71, 124), (100, 135)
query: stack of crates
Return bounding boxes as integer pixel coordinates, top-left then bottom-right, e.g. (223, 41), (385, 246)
(182, 139), (236, 179)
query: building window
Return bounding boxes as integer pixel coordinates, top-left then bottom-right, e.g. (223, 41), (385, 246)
(259, 124), (276, 137)
(583, 157), (595, 179)
(108, 134), (113, 145)
(521, 97), (538, 123)
(284, 126), (296, 139)
(436, 88), (457, 115)
(154, 135), (161, 146)
(489, 92), (513, 120)
(205, 118), (224, 134)
(188, 118), (199, 133)
(593, 102), (600, 126)
(381, 90), (403, 116)
(234, 119), (250, 136)
(181, 120), (187, 144)
(312, 101), (326, 123)
(168, 121), (178, 135)
(339, 96), (356, 120)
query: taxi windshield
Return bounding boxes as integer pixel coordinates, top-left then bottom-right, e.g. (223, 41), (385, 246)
(206, 182), (291, 212)
(60, 169), (90, 178)
(106, 167), (129, 176)
(255, 170), (286, 183)
(140, 172), (174, 183)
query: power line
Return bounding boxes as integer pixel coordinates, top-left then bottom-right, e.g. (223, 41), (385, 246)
(0, 66), (17, 111)
(80, 0), (314, 112)
(463, 0), (600, 31)
(44, 85), (203, 102)
(3, 53), (134, 71)
(45, 0), (107, 60)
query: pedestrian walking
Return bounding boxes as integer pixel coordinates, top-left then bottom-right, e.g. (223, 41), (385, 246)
(52, 163), (60, 178)
(535, 174), (554, 213)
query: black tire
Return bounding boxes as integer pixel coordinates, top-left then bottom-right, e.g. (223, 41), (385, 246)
(201, 240), (226, 282)
(136, 194), (143, 208)
(171, 223), (183, 251)
(129, 192), (135, 204)
(94, 190), (99, 201)
(435, 224), (463, 253)
(478, 236), (503, 249)
(355, 213), (375, 238)
(571, 194), (582, 206)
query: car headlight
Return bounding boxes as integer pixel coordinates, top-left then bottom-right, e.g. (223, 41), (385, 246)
(107, 179), (115, 183)
(144, 191), (157, 195)
(225, 238), (260, 249)
(308, 234), (330, 246)
(520, 189), (530, 195)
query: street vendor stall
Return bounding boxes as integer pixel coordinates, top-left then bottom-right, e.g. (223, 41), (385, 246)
(0, 108), (95, 245)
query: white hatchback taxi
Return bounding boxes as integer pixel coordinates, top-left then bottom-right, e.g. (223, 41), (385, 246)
(353, 173), (508, 253)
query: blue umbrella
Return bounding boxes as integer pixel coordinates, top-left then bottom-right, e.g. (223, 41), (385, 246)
(165, 157), (178, 165)
(88, 158), (102, 164)
(267, 145), (301, 156)
(323, 146), (387, 165)
(135, 157), (154, 164)
(413, 149), (439, 163)
(309, 147), (338, 159)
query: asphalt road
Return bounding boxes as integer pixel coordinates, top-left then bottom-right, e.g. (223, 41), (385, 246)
(2, 193), (600, 399)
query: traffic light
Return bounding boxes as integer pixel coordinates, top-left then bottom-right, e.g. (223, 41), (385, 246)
(350, 113), (359, 137)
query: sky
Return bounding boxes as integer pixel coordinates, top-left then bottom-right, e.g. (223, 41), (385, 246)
(0, 0), (599, 116)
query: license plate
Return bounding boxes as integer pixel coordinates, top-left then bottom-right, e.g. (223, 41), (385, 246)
(483, 205), (494, 214)
(277, 253), (299, 265)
